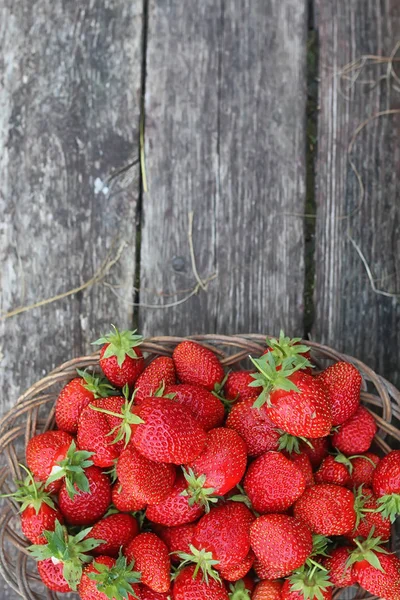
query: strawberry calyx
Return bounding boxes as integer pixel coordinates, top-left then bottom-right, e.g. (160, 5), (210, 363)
(28, 520), (104, 591)
(1, 464), (56, 513)
(353, 486), (376, 529)
(249, 352), (310, 409)
(288, 564), (334, 600)
(177, 544), (221, 584)
(307, 534), (331, 566)
(332, 451), (377, 476)
(77, 369), (117, 399)
(180, 467), (220, 513)
(375, 492), (400, 523)
(87, 551), (142, 600)
(212, 372), (231, 405)
(89, 385), (144, 447)
(93, 326), (143, 367)
(278, 431), (314, 454)
(45, 441), (94, 499)
(266, 330), (312, 363)
(229, 579), (251, 600)
(345, 528), (390, 572)
(229, 484), (254, 511)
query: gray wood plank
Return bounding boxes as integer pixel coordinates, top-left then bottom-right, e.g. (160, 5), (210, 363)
(314, 0), (400, 387)
(0, 0), (143, 418)
(139, 0), (308, 337)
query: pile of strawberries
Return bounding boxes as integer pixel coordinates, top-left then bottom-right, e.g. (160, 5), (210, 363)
(6, 328), (400, 600)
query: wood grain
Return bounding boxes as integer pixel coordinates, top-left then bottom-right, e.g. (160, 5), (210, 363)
(314, 0), (400, 386)
(0, 0), (143, 416)
(139, 0), (308, 337)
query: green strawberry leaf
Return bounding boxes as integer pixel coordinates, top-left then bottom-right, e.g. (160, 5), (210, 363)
(92, 326), (143, 367)
(177, 544), (221, 585)
(89, 388), (144, 448)
(87, 551), (142, 600)
(181, 467), (220, 513)
(0, 464), (56, 513)
(229, 579), (252, 599)
(77, 369), (118, 398)
(45, 441), (94, 499)
(289, 564), (334, 600)
(376, 493), (400, 523)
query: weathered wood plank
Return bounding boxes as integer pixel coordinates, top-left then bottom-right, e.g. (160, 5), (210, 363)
(314, 0), (400, 386)
(139, 0), (308, 337)
(0, 0), (143, 420)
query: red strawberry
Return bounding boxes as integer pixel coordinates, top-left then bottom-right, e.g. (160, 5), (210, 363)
(349, 452), (380, 488)
(317, 361), (361, 425)
(372, 449), (400, 522)
(146, 472), (204, 526)
(315, 455), (352, 486)
(225, 398), (280, 457)
(322, 546), (356, 587)
(154, 523), (195, 563)
(252, 579), (282, 600)
(331, 406), (377, 455)
(191, 502), (254, 571)
(172, 340), (224, 391)
(350, 487), (391, 540)
(250, 514), (312, 578)
(289, 452), (314, 487)
(172, 565), (229, 600)
(55, 370), (115, 433)
(125, 532), (170, 593)
(224, 370), (261, 403)
(130, 397), (207, 464)
(138, 588), (171, 600)
(26, 430), (75, 492)
(135, 357), (176, 403)
(87, 513), (139, 557)
(117, 444), (176, 504)
(299, 437), (330, 468)
(281, 576), (332, 600)
(253, 557), (273, 580)
(293, 484), (356, 535)
(244, 451), (305, 513)
(165, 383), (225, 431)
(250, 353), (331, 437)
(4, 466), (63, 544)
(37, 559), (72, 593)
(218, 550), (254, 581)
(112, 482), (146, 512)
(184, 428), (247, 509)
(58, 465), (111, 525)
(93, 326), (144, 388)
(77, 396), (127, 467)
(78, 554), (141, 600)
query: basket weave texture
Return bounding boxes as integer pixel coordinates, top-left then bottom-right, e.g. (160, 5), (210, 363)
(0, 334), (399, 600)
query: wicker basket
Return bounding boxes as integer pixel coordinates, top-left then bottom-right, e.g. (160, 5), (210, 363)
(0, 334), (399, 600)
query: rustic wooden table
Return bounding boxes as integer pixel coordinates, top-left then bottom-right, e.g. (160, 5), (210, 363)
(1, 0), (399, 597)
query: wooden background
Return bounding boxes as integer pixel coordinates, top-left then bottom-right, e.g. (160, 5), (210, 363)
(0, 0), (399, 595)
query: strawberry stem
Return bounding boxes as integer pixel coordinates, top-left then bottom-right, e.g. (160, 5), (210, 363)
(1, 464), (56, 513)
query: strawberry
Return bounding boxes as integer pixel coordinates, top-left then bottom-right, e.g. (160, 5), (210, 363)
(134, 357), (176, 403)
(2, 465), (63, 544)
(37, 559), (72, 593)
(218, 550), (254, 581)
(130, 396), (207, 464)
(28, 520), (103, 591)
(349, 452), (380, 488)
(244, 451), (305, 513)
(225, 398), (280, 457)
(299, 437), (330, 468)
(58, 465), (111, 525)
(316, 361), (361, 425)
(93, 326), (144, 388)
(281, 572), (333, 600)
(372, 449), (400, 522)
(172, 340), (225, 391)
(139, 588), (171, 600)
(117, 444), (176, 505)
(189, 502), (254, 572)
(252, 579), (282, 600)
(183, 428), (247, 509)
(331, 406), (377, 455)
(250, 514), (313, 578)
(26, 430), (75, 492)
(314, 455), (352, 486)
(172, 564), (229, 600)
(350, 487), (391, 540)
(224, 370), (262, 403)
(125, 532), (171, 593)
(146, 472), (204, 526)
(112, 482), (146, 512)
(322, 546), (356, 587)
(78, 554), (141, 600)
(289, 452), (314, 487)
(347, 531), (400, 600)
(253, 557), (274, 580)
(87, 513), (139, 557)
(55, 370), (116, 433)
(154, 523), (195, 563)
(249, 353), (332, 438)
(165, 383), (225, 431)
(293, 484), (356, 535)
